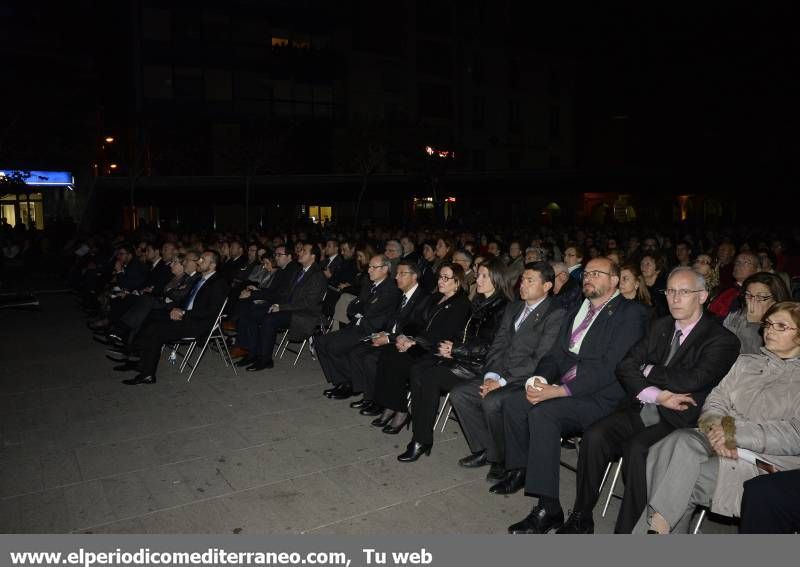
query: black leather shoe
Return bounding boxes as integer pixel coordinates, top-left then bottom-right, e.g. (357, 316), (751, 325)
(349, 397), (369, 409)
(555, 510), (594, 534)
(485, 462), (506, 483)
(246, 359), (274, 371)
(508, 502), (564, 534)
(235, 355), (257, 368)
(113, 362), (138, 372)
(359, 402), (382, 416)
(323, 384), (343, 398)
(122, 374), (156, 386)
(330, 384), (360, 400)
(458, 450), (488, 468)
(371, 412), (394, 427)
(382, 414), (411, 434)
(397, 441), (432, 462)
(489, 469), (526, 495)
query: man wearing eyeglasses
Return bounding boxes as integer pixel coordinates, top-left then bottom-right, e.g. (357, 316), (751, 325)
(316, 255), (401, 399)
(501, 257), (648, 534)
(557, 266), (741, 534)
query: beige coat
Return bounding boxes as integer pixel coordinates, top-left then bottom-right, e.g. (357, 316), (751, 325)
(700, 348), (800, 517)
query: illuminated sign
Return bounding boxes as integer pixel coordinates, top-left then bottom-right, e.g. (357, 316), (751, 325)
(0, 169), (74, 187)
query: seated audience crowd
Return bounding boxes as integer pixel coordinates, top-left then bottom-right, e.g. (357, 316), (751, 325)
(67, 220), (800, 533)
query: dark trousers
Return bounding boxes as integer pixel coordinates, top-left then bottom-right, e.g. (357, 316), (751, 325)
(450, 381), (524, 464)
(408, 360), (463, 445)
(136, 318), (210, 377)
(349, 344), (387, 399)
(373, 347), (430, 412)
(110, 295), (136, 323)
(120, 295), (167, 341)
(503, 394), (609, 500)
(256, 311), (292, 360)
(570, 408), (674, 531)
(315, 326), (365, 386)
(740, 470), (800, 534)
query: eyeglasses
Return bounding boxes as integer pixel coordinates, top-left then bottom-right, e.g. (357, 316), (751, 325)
(396, 271), (414, 276)
(744, 292), (773, 303)
(734, 259), (755, 266)
(368, 264), (387, 270)
(663, 288), (704, 298)
(438, 273), (456, 281)
(275, 252), (289, 256)
(582, 270), (610, 280)
(761, 320), (798, 332)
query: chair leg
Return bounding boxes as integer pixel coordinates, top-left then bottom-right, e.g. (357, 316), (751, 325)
(279, 332), (291, 359)
(440, 405), (453, 433)
(217, 335), (238, 376)
(293, 340), (307, 366)
(433, 393), (450, 431)
(692, 509), (706, 534)
(187, 334), (213, 382)
(179, 342), (196, 373)
(598, 462), (613, 495)
(602, 458), (624, 518)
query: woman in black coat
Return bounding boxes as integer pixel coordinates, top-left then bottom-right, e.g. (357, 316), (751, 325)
(372, 263), (472, 434)
(396, 258), (511, 461)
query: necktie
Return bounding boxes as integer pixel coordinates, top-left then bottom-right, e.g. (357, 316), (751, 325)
(294, 269), (306, 285)
(514, 304), (534, 331)
(664, 329), (683, 365)
(183, 277), (205, 310)
(561, 303), (602, 384)
(399, 294), (408, 310)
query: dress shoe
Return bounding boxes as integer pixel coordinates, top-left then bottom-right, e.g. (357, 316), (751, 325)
(359, 402), (383, 416)
(508, 502), (565, 534)
(229, 345), (249, 359)
(458, 450), (488, 468)
(330, 384), (359, 400)
(485, 462), (506, 483)
(371, 412), (395, 427)
(555, 510), (594, 534)
(397, 440), (433, 462)
(382, 414), (411, 434)
(246, 359), (274, 371)
(122, 374), (156, 386)
(323, 384), (343, 398)
(489, 469), (526, 495)
(349, 397), (369, 409)
(113, 362), (138, 372)
(235, 355), (257, 367)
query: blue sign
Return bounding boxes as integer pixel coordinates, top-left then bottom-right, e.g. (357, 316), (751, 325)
(0, 169), (74, 187)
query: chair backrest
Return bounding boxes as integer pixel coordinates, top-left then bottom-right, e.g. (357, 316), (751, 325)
(203, 297), (228, 339)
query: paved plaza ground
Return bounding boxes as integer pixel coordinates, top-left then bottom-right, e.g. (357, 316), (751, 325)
(0, 293), (735, 534)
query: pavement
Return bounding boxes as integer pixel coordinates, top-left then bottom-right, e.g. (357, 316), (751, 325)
(0, 293), (736, 534)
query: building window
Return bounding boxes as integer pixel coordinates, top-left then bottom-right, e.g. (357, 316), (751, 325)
(548, 67), (560, 97)
(508, 152), (521, 170)
(174, 67), (203, 100)
(205, 69), (232, 101)
(549, 154), (561, 168)
(472, 96), (485, 129)
(508, 58), (520, 89)
(549, 105), (560, 139)
(308, 204), (332, 224)
(143, 66), (173, 99)
(142, 7), (171, 41)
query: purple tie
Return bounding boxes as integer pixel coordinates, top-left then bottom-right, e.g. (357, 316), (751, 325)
(561, 303), (602, 384)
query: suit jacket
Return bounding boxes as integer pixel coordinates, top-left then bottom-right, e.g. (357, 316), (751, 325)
(384, 284), (431, 341)
(535, 294), (648, 413)
(116, 259), (147, 291)
(322, 254), (344, 277)
(344, 277), (401, 337)
(221, 255), (249, 284)
(281, 263), (327, 337)
(555, 276), (582, 312)
(183, 272), (230, 325)
(330, 257), (358, 288)
(484, 296), (566, 382)
(617, 314), (741, 429)
(413, 290), (472, 350)
(144, 259), (173, 296)
(253, 262), (300, 304)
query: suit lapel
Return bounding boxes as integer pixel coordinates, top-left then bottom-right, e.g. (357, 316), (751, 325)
(666, 315), (708, 366)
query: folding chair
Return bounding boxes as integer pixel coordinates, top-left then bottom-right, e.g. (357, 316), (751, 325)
(433, 393), (454, 433)
(601, 457), (624, 517)
(693, 508), (707, 534)
(167, 298), (238, 381)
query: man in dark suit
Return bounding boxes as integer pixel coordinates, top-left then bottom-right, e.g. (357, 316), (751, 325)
(316, 254), (401, 399)
(123, 250), (230, 385)
(450, 262), (566, 481)
(557, 266), (741, 534)
(551, 261), (582, 312)
(238, 243), (327, 371)
(220, 241), (249, 285)
(343, 260), (431, 414)
(321, 239), (344, 280)
(500, 257), (648, 534)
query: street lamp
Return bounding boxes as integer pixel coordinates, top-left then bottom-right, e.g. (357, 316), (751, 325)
(105, 137), (115, 143)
